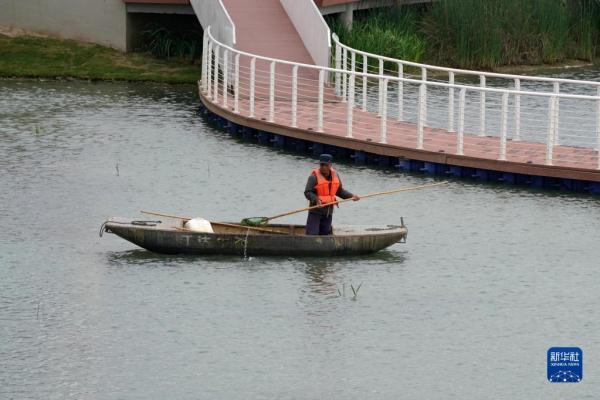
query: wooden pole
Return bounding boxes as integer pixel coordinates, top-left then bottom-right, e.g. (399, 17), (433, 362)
(142, 180), (448, 230)
(266, 181), (449, 221)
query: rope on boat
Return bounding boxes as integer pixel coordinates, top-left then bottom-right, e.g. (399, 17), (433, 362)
(131, 220), (162, 226)
(99, 220), (162, 237)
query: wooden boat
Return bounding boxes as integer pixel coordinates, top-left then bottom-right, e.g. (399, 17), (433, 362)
(101, 217), (407, 256)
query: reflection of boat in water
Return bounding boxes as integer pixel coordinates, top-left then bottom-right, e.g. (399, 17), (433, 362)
(101, 217), (407, 257)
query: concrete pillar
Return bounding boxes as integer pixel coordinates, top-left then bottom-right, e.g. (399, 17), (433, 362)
(340, 4), (355, 30)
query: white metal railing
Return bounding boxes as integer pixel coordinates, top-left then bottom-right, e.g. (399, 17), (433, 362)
(280, 0), (331, 68)
(202, 27), (600, 170)
(191, 0), (236, 47)
(332, 34), (600, 147)
(332, 33), (600, 88)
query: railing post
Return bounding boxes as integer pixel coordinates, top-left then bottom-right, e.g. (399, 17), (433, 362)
(269, 61), (275, 122)
(596, 86), (600, 148)
(347, 73), (355, 138)
(207, 42), (213, 99)
(378, 58), (384, 116)
(318, 69), (325, 132)
(479, 74), (486, 136)
(417, 83), (425, 149)
(350, 50), (355, 109)
(596, 87), (600, 169)
(421, 67), (427, 126)
(222, 49), (229, 107)
(201, 31), (208, 90)
(499, 92), (509, 161)
(397, 63), (404, 121)
(448, 71), (455, 132)
(514, 78), (521, 141)
(362, 55), (368, 112)
(234, 54), (240, 113)
(335, 41), (341, 96)
(546, 95), (557, 166)
(291, 65), (298, 128)
(212, 44), (219, 103)
(249, 57), (256, 118)
(342, 48), (348, 102)
(380, 78), (388, 144)
(456, 88), (466, 155)
(553, 82), (560, 145)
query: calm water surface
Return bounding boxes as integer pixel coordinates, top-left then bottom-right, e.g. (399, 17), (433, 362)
(1, 77), (600, 399)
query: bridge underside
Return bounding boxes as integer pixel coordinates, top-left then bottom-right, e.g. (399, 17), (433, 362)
(122, 0), (431, 22)
(124, 0), (194, 14)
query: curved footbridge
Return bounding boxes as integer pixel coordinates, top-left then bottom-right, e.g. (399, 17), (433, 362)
(192, 0), (600, 194)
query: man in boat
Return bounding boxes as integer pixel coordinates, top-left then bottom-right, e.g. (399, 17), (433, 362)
(304, 154), (359, 235)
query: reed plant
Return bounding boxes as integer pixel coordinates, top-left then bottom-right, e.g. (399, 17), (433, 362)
(569, 0), (600, 61)
(328, 0), (599, 70)
(329, 6), (426, 71)
(423, 0), (599, 69)
(141, 24), (203, 63)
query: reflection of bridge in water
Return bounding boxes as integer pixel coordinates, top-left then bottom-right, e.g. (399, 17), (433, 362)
(192, 0), (600, 193)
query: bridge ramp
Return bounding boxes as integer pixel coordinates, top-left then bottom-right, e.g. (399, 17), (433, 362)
(221, 0), (314, 65)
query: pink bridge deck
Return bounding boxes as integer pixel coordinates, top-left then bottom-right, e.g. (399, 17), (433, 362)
(221, 0), (314, 64)
(211, 94), (599, 173)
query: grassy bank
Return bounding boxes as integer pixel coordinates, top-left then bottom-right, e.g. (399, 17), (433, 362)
(0, 34), (201, 84)
(330, 0), (600, 70)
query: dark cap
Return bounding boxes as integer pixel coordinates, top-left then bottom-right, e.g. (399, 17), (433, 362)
(319, 154), (333, 164)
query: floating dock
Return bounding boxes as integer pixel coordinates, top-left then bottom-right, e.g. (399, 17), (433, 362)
(192, 0), (600, 194)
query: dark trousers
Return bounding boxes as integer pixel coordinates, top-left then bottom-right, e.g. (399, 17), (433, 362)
(305, 212), (333, 235)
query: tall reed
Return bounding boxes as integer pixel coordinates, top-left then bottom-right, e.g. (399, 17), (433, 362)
(141, 24), (202, 63)
(329, 6), (427, 69)
(328, 0), (599, 70)
(423, 0), (599, 69)
(569, 0), (600, 61)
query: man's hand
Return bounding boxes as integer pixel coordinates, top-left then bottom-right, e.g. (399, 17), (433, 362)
(352, 194), (360, 201)
(316, 198), (323, 206)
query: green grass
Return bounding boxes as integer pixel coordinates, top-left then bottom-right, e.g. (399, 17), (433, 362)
(0, 34), (202, 83)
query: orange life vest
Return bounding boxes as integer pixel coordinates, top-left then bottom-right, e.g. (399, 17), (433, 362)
(312, 168), (340, 205)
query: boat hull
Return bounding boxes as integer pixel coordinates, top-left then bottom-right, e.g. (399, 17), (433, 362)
(103, 221), (407, 257)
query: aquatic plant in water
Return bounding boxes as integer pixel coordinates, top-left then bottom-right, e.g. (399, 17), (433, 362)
(141, 24), (203, 63)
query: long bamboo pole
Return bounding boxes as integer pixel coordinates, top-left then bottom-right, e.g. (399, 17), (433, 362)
(266, 181), (449, 221)
(142, 180), (448, 229)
